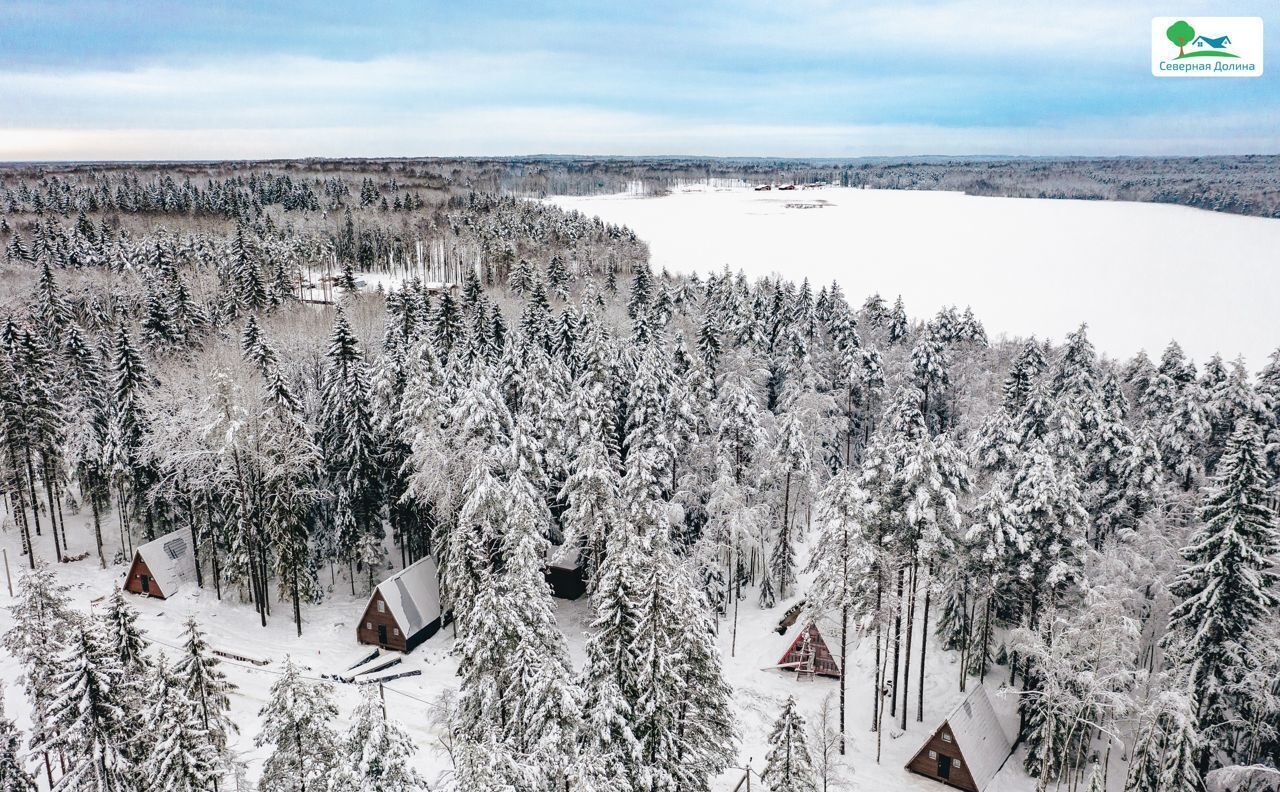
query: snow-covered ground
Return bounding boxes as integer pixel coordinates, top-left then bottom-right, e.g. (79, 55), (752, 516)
(0, 505), (1046, 791)
(548, 186), (1280, 369)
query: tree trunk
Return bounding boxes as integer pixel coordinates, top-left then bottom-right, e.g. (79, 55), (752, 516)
(891, 567), (903, 718)
(901, 560), (917, 732)
(23, 446), (43, 537)
(90, 480), (105, 568)
(292, 557), (302, 637)
(918, 584), (931, 722)
(839, 604), (848, 755)
(873, 573), (883, 733)
(43, 469), (63, 562)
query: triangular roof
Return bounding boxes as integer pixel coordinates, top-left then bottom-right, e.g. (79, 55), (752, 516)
(909, 685), (1013, 791)
(132, 529), (197, 597)
(776, 620), (841, 677)
(372, 556), (442, 637)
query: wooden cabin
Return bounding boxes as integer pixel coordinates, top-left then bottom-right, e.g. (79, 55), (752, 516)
(547, 542), (586, 600)
(776, 622), (841, 678)
(122, 529), (197, 600)
(906, 685), (1014, 792)
(357, 556), (444, 653)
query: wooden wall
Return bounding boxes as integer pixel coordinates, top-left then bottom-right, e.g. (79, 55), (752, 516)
(122, 554), (164, 599)
(356, 590), (408, 652)
(905, 722), (978, 792)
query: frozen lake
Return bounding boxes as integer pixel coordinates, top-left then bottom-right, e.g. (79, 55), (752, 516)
(549, 187), (1280, 370)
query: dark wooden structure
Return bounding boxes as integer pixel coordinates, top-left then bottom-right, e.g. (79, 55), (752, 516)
(357, 556), (444, 653)
(906, 685), (1013, 792)
(547, 543), (586, 600)
(122, 529), (197, 600)
(776, 622), (840, 678)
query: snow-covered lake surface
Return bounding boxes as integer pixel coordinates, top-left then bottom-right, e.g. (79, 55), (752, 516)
(549, 186), (1280, 369)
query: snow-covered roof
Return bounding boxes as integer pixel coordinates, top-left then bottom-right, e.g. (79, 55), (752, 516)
(373, 556), (442, 637)
(932, 685), (1014, 791)
(547, 541), (582, 571)
(134, 529), (198, 596)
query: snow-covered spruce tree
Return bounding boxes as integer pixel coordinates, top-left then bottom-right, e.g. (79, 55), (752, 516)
(887, 296), (908, 344)
(630, 458), (735, 792)
(319, 306), (384, 589)
(1165, 421), (1278, 769)
(173, 617), (238, 755)
(109, 323), (151, 541)
(44, 622), (134, 791)
(1002, 339), (1048, 415)
(577, 469), (647, 792)
(0, 691), (38, 792)
(98, 588), (150, 677)
(140, 658), (222, 792)
(328, 685), (426, 792)
(256, 657), (340, 792)
(769, 397), (812, 601)
(805, 469), (876, 749)
(3, 563), (76, 785)
(761, 696), (818, 792)
(559, 380), (621, 590)
(62, 321), (113, 568)
(1126, 690), (1203, 792)
(473, 426), (583, 789)
(1257, 347), (1280, 478)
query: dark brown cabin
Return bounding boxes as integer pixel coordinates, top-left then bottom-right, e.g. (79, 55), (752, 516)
(776, 622), (840, 678)
(122, 529), (197, 600)
(905, 685), (1013, 792)
(357, 556), (444, 654)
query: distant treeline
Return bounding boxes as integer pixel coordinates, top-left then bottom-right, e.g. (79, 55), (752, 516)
(4, 154), (1279, 218)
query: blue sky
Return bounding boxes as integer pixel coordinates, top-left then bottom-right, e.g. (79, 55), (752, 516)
(2, 0), (1279, 159)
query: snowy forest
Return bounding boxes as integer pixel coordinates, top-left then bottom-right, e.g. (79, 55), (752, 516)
(0, 160), (1279, 792)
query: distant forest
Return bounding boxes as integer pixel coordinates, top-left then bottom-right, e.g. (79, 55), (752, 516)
(4, 154), (1280, 218)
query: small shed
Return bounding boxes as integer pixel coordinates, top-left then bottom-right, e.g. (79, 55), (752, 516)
(547, 542), (586, 600)
(123, 529), (197, 599)
(776, 621), (841, 678)
(358, 556), (444, 653)
(906, 685), (1014, 792)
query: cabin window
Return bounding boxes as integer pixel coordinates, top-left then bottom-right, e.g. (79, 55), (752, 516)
(366, 622), (372, 630)
(928, 750), (937, 760)
(393, 628), (400, 636)
(955, 760), (963, 769)
(377, 601), (386, 613)
(941, 732), (952, 743)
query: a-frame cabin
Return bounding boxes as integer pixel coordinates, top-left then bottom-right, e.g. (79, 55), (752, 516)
(775, 622), (841, 678)
(357, 556), (445, 653)
(122, 529), (197, 600)
(905, 685), (1014, 792)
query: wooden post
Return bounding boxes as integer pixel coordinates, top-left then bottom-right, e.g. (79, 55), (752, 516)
(2, 547), (12, 597)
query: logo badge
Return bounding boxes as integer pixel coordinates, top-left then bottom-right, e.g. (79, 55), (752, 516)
(1153, 17), (1263, 77)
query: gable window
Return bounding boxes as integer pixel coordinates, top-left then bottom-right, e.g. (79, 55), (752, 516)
(941, 732), (953, 743)
(377, 601), (386, 613)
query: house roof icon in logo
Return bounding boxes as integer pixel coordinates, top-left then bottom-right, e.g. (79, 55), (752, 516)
(1166, 21), (1238, 59)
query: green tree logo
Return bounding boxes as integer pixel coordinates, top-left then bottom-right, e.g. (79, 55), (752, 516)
(1167, 20), (1195, 57)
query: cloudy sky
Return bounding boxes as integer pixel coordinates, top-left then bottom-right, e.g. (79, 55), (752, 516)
(3, 0), (1279, 160)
